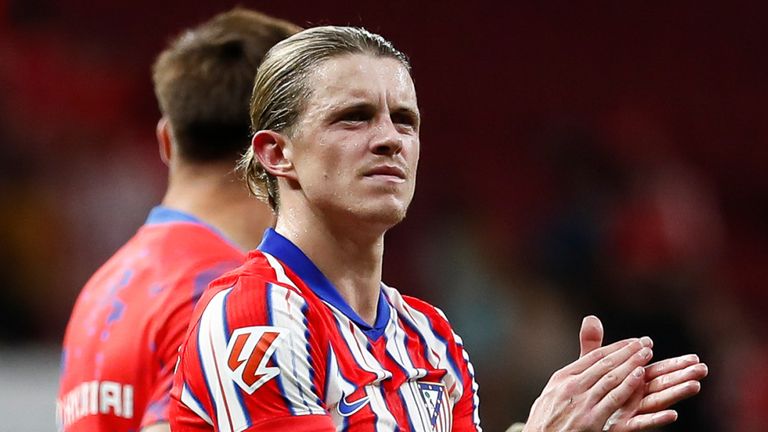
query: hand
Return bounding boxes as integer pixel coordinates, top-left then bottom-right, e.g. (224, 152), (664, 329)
(523, 336), (654, 432)
(579, 316), (708, 431)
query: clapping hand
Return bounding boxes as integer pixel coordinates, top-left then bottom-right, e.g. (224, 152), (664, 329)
(521, 316), (707, 432)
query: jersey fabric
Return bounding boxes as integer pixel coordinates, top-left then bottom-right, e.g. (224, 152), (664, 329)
(57, 206), (246, 431)
(170, 228), (482, 432)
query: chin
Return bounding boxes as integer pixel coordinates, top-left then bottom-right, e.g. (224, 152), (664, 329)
(343, 197), (409, 231)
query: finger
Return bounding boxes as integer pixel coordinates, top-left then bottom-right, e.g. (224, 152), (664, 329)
(586, 345), (653, 405)
(579, 315), (604, 357)
(563, 338), (638, 376)
(646, 362), (708, 394)
(593, 366), (647, 424)
(638, 380), (702, 414)
(578, 341), (652, 391)
(614, 410), (678, 432)
(645, 354), (700, 380)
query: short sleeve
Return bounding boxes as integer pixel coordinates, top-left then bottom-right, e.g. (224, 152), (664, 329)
(448, 329), (482, 432)
(174, 278), (335, 432)
(431, 307), (482, 432)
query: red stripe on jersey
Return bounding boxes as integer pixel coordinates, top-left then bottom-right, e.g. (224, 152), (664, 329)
(208, 323), (237, 432)
(171, 242), (482, 432)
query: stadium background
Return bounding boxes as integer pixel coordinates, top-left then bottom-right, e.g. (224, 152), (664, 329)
(1, 1), (766, 430)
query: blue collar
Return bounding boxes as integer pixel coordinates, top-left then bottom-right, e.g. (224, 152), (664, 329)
(257, 228), (390, 340)
(145, 206), (243, 251)
(146, 206), (205, 225)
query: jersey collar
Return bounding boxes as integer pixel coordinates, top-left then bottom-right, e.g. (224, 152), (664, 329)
(146, 206), (204, 225)
(257, 228), (390, 340)
(145, 206), (243, 251)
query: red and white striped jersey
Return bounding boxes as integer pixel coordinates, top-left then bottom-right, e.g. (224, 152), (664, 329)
(170, 228), (482, 432)
(58, 207), (245, 431)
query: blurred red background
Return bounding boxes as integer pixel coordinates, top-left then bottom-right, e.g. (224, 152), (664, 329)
(1, 1), (766, 431)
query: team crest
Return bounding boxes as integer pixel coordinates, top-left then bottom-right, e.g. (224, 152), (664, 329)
(417, 381), (452, 431)
(225, 326), (285, 394)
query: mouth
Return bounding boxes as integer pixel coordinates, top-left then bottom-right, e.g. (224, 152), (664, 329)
(362, 165), (407, 182)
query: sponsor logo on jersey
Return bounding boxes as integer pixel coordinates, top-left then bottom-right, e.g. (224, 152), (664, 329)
(57, 380), (134, 429)
(337, 390), (371, 417)
(225, 326), (285, 394)
(418, 381), (451, 431)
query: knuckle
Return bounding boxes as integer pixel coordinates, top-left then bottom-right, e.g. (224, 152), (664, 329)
(607, 390), (621, 407)
(599, 356), (616, 369)
(550, 369), (565, 382)
(562, 378), (579, 395)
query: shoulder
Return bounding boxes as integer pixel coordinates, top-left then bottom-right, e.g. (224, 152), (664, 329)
(130, 222), (243, 275)
(192, 250), (314, 333)
(383, 285), (457, 338)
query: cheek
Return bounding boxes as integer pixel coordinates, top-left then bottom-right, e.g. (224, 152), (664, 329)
(407, 139), (420, 168)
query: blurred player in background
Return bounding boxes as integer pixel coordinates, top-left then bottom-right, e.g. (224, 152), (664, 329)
(56, 9), (300, 432)
(169, 26), (707, 432)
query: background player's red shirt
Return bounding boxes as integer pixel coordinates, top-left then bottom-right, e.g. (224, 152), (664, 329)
(170, 229), (482, 432)
(57, 207), (245, 431)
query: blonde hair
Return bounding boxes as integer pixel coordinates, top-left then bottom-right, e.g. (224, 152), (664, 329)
(237, 26), (410, 211)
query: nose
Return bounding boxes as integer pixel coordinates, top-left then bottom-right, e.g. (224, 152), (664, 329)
(370, 117), (403, 156)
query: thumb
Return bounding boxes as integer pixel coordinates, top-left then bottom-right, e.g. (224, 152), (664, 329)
(579, 315), (604, 357)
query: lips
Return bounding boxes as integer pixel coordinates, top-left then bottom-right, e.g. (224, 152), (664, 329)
(363, 164), (407, 180)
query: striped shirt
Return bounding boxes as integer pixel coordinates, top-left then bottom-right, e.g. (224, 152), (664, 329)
(170, 228), (482, 432)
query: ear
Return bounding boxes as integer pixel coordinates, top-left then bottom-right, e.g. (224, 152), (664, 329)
(156, 117), (172, 166)
(251, 130), (297, 180)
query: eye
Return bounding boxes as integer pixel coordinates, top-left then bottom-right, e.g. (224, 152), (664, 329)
(391, 111), (419, 131)
(337, 108), (373, 124)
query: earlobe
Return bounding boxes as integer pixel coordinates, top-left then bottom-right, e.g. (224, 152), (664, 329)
(156, 117), (172, 166)
(251, 130), (296, 180)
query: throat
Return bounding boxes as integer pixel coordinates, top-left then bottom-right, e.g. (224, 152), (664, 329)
(334, 278), (381, 327)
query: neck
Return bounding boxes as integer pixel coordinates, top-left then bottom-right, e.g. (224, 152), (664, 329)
(275, 209), (385, 326)
(162, 161), (273, 250)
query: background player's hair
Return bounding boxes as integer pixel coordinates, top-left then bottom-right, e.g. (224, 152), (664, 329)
(238, 26), (411, 211)
(152, 8), (300, 163)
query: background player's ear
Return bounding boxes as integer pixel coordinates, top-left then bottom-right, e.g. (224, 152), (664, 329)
(252, 130), (296, 180)
(156, 117), (172, 166)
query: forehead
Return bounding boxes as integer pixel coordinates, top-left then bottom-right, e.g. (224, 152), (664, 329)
(304, 54), (417, 108)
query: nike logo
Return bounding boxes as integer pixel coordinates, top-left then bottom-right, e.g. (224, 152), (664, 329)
(337, 391), (370, 417)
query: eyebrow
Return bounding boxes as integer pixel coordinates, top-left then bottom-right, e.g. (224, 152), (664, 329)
(328, 101), (420, 121)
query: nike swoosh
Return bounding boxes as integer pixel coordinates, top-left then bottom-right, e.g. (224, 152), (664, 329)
(337, 392), (370, 417)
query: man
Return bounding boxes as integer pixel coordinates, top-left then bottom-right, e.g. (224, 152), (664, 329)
(57, 9), (300, 432)
(169, 26), (707, 431)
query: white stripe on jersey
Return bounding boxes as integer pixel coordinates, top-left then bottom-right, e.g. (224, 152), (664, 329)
(324, 347), (350, 426)
(384, 305), (428, 380)
(181, 383), (214, 426)
(197, 287), (249, 432)
(435, 309), (482, 431)
(382, 286), (464, 402)
(382, 305), (436, 430)
(325, 303), (398, 431)
(263, 253), (294, 288)
(454, 333), (481, 430)
(402, 380), (433, 430)
(266, 282), (325, 416)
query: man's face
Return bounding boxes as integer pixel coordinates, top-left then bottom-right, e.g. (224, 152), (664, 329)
(285, 53), (420, 230)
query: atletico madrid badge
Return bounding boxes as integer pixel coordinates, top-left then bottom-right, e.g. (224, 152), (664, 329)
(417, 381), (452, 431)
